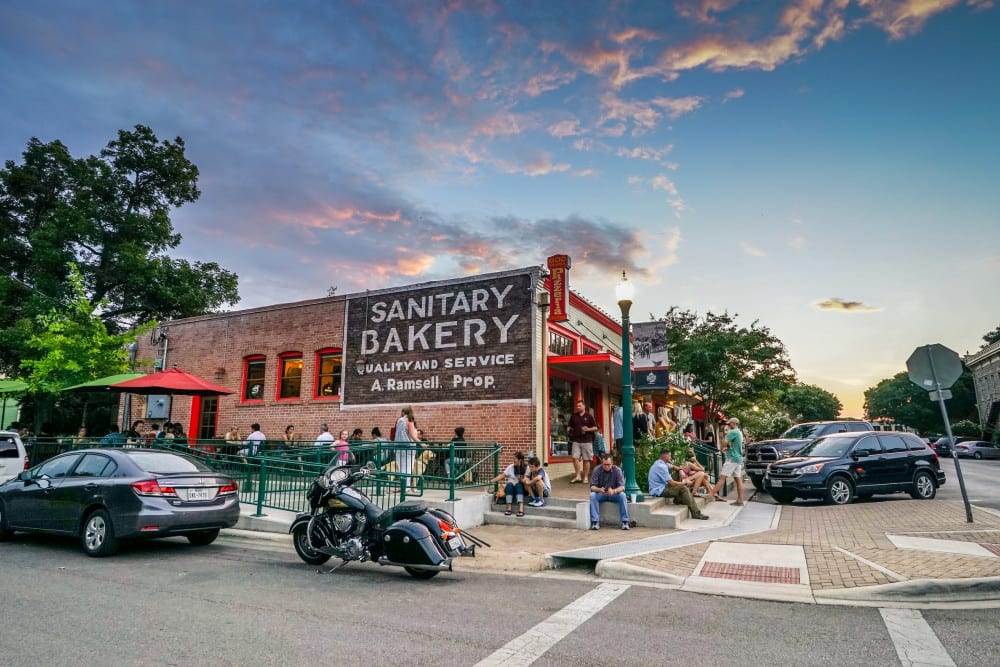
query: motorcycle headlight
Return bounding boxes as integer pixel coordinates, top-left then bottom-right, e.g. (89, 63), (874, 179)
(793, 463), (825, 475)
(322, 467), (349, 488)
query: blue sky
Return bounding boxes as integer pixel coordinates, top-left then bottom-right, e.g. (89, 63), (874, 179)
(2, 0), (998, 417)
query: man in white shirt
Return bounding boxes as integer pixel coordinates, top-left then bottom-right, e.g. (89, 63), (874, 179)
(244, 423), (266, 456)
(314, 423), (335, 446)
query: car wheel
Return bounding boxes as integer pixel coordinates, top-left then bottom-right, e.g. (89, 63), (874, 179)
(81, 509), (120, 557)
(292, 523), (331, 565)
(750, 476), (765, 491)
(187, 529), (221, 546)
(0, 500), (14, 541)
(404, 566), (439, 580)
(824, 476), (854, 505)
(770, 490), (796, 504)
(974, 452), (983, 460)
(910, 471), (936, 500)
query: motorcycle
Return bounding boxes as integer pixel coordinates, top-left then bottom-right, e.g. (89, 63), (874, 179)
(289, 461), (486, 579)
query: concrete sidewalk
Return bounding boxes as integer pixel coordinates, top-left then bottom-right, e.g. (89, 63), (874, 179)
(229, 477), (1000, 607)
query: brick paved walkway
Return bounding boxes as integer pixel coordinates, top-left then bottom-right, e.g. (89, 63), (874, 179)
(625, 499), (1000, 590)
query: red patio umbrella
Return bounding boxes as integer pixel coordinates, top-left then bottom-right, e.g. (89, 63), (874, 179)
(109, 367), (234, 396)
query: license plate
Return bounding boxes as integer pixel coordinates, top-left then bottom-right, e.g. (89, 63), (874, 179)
(448, 536), (464, 550)
(770, 480), (783, 488)
(187, 488), (211, 501)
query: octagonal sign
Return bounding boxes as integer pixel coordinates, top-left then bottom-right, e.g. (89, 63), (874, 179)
(906, 344), (963, 391)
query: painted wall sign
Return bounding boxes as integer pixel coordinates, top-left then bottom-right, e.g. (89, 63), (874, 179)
(546, 254), (571, 322)
(343, 272), (534, 404)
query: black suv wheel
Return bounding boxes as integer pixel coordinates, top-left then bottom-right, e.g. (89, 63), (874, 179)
(909, 471), (936, 499)
(824, 476), (854, 505)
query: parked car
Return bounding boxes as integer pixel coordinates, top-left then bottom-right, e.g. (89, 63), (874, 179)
(0, 431), (29, 484)
(0, 448), (239, 556)
(953, 441), (1000, 460)
(763, 431), (945, 505)
(929, 436), (974, 458)
(745, 420), (874, 491)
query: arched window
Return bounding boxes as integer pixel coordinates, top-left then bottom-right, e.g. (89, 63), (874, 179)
(314, 348), (342, 399)
(242, 355), (266, 402)
(277, 351), (303, 400)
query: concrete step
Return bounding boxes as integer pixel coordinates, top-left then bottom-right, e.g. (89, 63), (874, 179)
(483, 509), (577, 529)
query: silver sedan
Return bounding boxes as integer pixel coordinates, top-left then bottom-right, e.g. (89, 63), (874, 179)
(953, 441), (1000, 460)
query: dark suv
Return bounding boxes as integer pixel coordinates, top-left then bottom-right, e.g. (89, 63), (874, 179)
(763, 431), (945, 505)
(745, 420), (873, 491)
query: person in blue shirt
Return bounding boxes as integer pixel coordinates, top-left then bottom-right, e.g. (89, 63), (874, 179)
(99, 424), (126, 446)
(589, 454), (630, 530)
(648, 448), (709, 520)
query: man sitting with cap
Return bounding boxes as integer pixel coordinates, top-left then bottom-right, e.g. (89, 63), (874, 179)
(648, 448), (709, 521)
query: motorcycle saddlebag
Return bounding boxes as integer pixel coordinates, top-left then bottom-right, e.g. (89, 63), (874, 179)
(383, 520), (447, 567)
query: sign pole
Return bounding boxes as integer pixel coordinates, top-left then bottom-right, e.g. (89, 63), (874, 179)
(925, 346), (973, 523)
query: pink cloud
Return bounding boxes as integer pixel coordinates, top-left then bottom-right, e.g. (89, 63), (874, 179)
(548, 118), (583, 138)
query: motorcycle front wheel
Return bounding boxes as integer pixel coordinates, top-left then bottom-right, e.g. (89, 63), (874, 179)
(293, 523), (332, 565)
(404, 567), (439, 580)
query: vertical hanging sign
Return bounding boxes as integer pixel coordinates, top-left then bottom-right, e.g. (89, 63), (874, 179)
(547, 254), (571, 322)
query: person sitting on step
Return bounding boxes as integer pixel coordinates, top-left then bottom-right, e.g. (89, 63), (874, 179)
(648, 448), (709, 521)
(524, 456), (551, 507)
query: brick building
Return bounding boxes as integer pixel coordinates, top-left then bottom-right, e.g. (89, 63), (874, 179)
(127, 263), (635, 467)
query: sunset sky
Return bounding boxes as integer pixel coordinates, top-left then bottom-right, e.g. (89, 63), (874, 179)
(2, 1), (998, 417)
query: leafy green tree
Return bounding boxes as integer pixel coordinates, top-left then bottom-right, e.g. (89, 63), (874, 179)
(662, 308), (796, 431)
(19, 265), (153, 394)
(864, 371), (979, 435)
(0, 125), (239, 376)
(778, 383), (843, 422)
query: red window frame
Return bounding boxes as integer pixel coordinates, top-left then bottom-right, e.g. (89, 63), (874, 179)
(314, 347), (343, 400)
(241, 355), (266, 403)
(276, 351), (303, 402)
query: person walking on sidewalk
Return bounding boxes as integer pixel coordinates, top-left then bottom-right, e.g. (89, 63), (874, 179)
(648, 449), (709, 520)
(588, 454), (630, 530)
(711, 417), (745, 505)
(568, 400), (598, 484)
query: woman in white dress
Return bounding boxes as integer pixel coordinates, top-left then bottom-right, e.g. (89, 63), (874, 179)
(394, 406), (420, 491)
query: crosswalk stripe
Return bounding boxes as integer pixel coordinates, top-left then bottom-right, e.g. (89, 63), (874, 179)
(475, 583), (630, 666)
(880, 608), (955, 667)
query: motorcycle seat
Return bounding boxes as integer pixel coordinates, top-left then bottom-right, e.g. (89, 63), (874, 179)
(391, 501), (427, 520)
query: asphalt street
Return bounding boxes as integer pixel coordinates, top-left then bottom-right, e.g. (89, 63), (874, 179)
(2, 530), (999, 666)
(936, 456), (1000, 510)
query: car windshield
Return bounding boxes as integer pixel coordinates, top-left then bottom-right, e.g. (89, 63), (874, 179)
(795, 435), (857, 458)
(780, 424), (822, 439)
(126, 451), (212, 474)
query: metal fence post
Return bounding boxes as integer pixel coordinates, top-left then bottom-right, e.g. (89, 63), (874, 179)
(254, 458), (267, 517)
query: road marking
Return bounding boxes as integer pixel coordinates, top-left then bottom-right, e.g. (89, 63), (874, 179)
(880, 608), (955, 667)
(475, 583), (629, 666)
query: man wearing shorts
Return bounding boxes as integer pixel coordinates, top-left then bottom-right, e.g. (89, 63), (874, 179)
(711, 417), (745, 506)
(568, 400), (597, 484)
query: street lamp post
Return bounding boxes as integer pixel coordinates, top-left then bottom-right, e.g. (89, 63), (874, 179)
(615, 271), (643, 502)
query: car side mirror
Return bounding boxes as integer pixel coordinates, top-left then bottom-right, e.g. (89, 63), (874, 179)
(18, 471), (32, 483)
(853, 449), (870, 458)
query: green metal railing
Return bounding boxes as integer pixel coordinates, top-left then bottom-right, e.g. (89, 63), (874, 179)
(24, 436), (501, 516)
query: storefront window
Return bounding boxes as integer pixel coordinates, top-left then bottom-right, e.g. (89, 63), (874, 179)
(549, 376), (575, 458)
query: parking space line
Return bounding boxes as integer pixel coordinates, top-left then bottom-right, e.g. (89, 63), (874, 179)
(475, 583), (630, 666)
(880, 608), (955, 666)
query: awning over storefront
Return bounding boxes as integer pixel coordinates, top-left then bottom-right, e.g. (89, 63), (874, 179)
(548, 353), (623, 387)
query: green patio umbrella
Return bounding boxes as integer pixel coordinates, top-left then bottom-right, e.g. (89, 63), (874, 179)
(62, 373), (146, 431)
(0, 379), (29, 428)
(62, 373), (145, 391)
